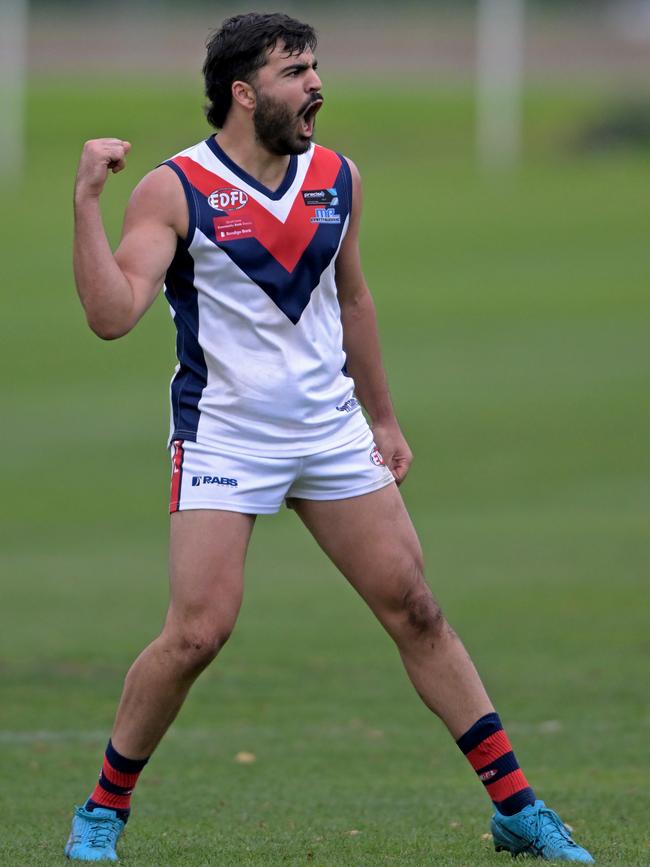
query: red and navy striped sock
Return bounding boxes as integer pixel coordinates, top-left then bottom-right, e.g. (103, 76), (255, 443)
(85, 739), (149, 824)
(456, 712), (536, 816)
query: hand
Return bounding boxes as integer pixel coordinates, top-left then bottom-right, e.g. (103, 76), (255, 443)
(75, 138), (132, 200)
(372, 421), (413, 485)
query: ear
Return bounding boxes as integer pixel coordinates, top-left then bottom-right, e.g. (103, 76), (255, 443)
(231, 80), (256, 112)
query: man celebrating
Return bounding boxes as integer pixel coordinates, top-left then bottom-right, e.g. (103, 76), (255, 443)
(66, 12), (593, 863)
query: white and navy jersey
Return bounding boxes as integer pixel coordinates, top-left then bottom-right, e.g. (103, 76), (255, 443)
(162, 137), (366, 456)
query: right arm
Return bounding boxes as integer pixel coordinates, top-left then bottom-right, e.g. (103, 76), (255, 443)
(73, 138), (186, 339)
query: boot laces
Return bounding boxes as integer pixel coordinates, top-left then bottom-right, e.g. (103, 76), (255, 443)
(88, 818), (120, 849)
(534, 806), (577, 852)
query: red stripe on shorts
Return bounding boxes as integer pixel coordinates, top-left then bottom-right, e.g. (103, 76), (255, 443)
(466, 729), (512, 770)
(169, 440), (184, 513)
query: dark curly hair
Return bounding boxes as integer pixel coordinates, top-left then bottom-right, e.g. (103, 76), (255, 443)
(203, 12), (318, 129)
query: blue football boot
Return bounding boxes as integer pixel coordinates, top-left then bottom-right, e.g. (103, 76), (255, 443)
(64, 806), (125, 862)
(491, 800), (594, 862)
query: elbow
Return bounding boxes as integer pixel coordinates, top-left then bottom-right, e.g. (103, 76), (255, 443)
(86, 315), (132, 341)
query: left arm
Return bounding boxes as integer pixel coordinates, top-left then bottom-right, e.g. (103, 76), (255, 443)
(335, 158), (413, 484)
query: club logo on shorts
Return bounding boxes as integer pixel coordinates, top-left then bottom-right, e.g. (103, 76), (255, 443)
(192, 475), (238, 487)
(208, 188), (249, 211)
(369, 445), (385, 466)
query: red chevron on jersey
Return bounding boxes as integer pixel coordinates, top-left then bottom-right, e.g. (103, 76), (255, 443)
(162, 136), (365, 456)
(172, 146), (342, 273)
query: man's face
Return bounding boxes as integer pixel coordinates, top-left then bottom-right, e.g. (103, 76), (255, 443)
(251, 44), (323, 156)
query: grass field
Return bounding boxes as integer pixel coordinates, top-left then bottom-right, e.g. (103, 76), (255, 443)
(1, 76), (649, 865)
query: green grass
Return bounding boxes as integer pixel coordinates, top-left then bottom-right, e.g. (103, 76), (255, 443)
(1, 77), (649, 864)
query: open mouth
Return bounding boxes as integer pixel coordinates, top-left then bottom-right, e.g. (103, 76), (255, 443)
(299, 99), (323, 137)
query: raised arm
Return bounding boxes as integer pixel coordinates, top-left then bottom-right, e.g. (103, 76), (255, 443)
(73, 138), (186, 339)
(336, 158), (413, 484)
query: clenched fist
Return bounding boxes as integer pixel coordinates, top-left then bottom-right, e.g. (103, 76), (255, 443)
(75, 138), (132, 200)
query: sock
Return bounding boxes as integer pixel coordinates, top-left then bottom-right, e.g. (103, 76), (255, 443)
(456, 712), (536, 816)
(85, 739), (149, 824)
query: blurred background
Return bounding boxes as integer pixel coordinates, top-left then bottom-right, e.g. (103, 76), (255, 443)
(1, 2), (648, 864)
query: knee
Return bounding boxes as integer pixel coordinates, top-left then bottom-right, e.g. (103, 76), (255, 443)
(402, 586), (446, 644)
(388, 563), (448, 649)
(163, 622), (232, 674)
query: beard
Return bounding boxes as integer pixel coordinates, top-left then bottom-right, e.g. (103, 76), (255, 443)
(252, 90), (315, 156)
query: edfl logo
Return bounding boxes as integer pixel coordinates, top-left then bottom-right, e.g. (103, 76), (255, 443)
(208, 188), (249, 211)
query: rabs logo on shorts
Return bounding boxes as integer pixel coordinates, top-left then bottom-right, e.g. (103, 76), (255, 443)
(369, 446), (385, 467)
(192, 475), (238, 487)
(208, 188), (249, 211)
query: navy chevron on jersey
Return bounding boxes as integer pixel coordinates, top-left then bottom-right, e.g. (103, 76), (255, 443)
(162, 137), (367, 455)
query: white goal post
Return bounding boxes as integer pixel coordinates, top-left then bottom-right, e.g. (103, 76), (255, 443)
(0, 0), (28, 179)
(477, 0), (526, 170)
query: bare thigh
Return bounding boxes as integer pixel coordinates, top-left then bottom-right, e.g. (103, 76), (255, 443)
(292, 485), (433, 632)
(164, 509), (256, 645)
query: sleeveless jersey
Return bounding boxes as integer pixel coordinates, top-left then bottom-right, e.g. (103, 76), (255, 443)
(162, 137), (367, 456)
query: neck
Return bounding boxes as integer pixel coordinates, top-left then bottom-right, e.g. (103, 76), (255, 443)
(214, 126), (291, 193)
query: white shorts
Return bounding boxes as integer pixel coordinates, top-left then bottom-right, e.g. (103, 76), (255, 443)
(169, 426), (395, 515)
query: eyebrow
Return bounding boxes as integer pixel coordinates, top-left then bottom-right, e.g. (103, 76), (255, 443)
(282, 59), (318, 74)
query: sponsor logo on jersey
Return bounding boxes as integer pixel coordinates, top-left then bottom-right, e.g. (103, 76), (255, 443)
(336, 398), (360, 413)
(369, 446), (385, 466)
(302, 188), (338, 207)
(213, 216), (255, 242)
(479, 769), (499, 782)
(208, 188), (249, 211)
(191, 475), (238, 487)
(310, 207), (341, 225)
